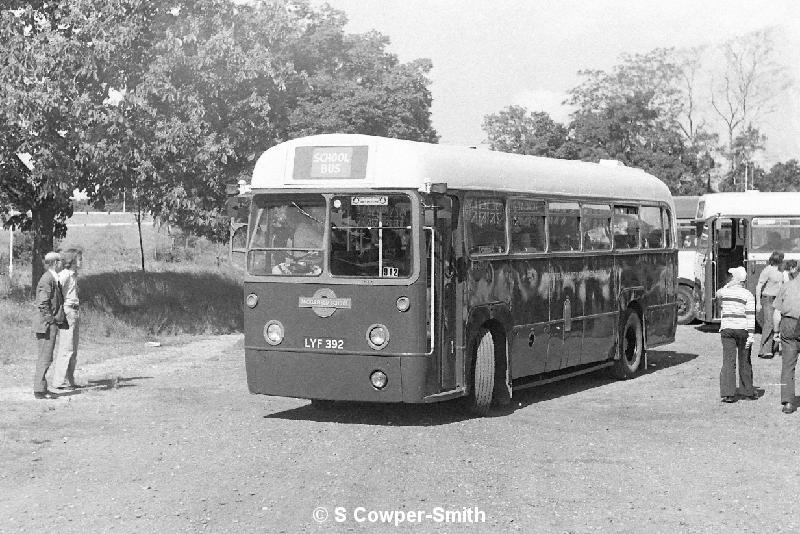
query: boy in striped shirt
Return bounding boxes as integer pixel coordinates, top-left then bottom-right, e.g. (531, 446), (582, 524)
(716, 266), (756, 403)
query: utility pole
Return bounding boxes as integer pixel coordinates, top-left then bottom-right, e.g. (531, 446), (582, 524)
(743, 161), (748, 191)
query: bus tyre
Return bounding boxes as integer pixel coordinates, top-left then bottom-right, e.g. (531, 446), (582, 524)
(676, 285), (696, 325)
(613, 310), (643, 379)
(469, 329), (495, 416)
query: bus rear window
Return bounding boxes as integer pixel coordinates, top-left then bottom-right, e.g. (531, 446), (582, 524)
(330, 194), (412, 277)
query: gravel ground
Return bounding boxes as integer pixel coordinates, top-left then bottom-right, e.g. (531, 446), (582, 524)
(2, 325), (799, 533)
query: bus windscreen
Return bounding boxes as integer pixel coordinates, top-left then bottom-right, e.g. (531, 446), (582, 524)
(330, 194), (412, 278)
(246, 193), (413, 278)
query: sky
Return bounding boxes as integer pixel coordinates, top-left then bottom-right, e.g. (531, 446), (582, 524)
(315, 0), (800, 161)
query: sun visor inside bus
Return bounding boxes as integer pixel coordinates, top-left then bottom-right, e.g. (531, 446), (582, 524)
(292, 146), (369, 181)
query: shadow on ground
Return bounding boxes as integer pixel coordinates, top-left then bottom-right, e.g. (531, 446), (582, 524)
(265, 349), (699, 426)
(47, 376), (154, 397)
(81, 271), (243, 334)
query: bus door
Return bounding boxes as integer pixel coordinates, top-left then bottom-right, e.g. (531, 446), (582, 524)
(706, 217), (743, 319)
(695, 220), (711, 321)
(425, 195), (459, 391)
(545, 203), (583, 372)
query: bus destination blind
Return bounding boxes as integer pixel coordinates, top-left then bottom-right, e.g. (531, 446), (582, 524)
(293, 146), (369, 180)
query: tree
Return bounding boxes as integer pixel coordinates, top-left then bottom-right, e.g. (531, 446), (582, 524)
(482, 106), (566, 156)
(710, 29), (789, 173)
(91, 0), (438, 246)
(563, 49), (713, 194)
(756, 160), (800, 192)
(1, 0), (440, 279)
(0, 0), (155, 287)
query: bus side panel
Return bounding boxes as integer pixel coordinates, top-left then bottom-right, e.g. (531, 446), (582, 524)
(642, 251), (677, 346)
(582, 252), (616, 365)
(508, 258), (550, 379)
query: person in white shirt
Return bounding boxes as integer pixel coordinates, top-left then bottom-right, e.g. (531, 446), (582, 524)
(51, 248), (82, 390)
(715, 266), (757, 403)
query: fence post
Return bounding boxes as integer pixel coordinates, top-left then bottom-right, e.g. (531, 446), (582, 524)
(8, 227), (12, 279)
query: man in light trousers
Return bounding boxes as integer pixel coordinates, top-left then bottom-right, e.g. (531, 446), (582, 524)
(51, 248), (82, 390)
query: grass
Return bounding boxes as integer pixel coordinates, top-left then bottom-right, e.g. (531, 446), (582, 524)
(0, 217), (244, 366)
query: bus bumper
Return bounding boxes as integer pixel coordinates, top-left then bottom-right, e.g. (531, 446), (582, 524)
(245, 348), (433, 403)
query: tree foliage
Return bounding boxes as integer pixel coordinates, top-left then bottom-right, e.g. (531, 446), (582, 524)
(0, 0), (438, 280)
(757, 160), (800, 192)
(0, 0), (155, 284)
(482, 105), (566, 157)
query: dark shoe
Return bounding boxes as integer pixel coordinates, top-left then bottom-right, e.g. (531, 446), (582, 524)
(33, 391), (58, 400)
(782, 403), (796, 414)
(758, 353), (774, 359)
(742, 394), (758, 400)
(721, 396), (737, 403)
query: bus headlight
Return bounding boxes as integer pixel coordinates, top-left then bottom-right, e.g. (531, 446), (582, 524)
(264, 320), (284, 345)
(246, 293), (259, 308)
(370, 370), (388, 390)
(396, 296), (410, 312)
(366, 324), (390, 350)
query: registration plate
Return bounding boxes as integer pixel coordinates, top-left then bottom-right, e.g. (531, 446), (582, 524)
(304, 337), (344, 350)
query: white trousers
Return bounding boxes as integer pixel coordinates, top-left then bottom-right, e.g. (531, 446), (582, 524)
(52, 307), (79, 387)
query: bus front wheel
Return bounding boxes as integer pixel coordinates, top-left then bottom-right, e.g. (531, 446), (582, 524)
(469, 328), (495, 416)
(676, 285), (696, 325)
(613, 310), (643, 379)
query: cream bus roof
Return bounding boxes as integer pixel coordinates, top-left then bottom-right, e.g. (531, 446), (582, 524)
(696, 191), (800, 220)
(251, 134), (672, 204)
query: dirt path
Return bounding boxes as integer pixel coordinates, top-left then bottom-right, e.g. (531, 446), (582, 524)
(2, 327), (800, 533)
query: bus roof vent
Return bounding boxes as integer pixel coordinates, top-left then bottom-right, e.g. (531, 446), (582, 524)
(598, 159), (625, 167)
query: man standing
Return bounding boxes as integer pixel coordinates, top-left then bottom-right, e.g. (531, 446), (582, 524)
(51, 248), (82, 390)
(716, 266), (756, 403)
(32, 251), (66, 399)
(772, 260), (800, 414)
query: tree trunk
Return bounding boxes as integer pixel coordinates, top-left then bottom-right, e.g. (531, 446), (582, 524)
(30, 207), (55, 297)
(136, 208), (145, 273)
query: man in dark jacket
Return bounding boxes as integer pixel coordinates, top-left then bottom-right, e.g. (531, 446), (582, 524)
(32, 251), (65, 399)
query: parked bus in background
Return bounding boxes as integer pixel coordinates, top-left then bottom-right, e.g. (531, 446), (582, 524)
(242, 134), (677, 415)
(674, 196), (700, 324)
(694, 191), (800, 323)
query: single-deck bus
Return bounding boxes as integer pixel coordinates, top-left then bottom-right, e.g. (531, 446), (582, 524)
(243, 134), (678, 414)
(674, 195), (700, 324)
(694, 191), (800, 323)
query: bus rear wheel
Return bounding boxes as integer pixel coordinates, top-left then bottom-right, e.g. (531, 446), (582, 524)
(469, 329), (495, 416)
(676, 285), (696, 325)
(613, 310), (643, 379)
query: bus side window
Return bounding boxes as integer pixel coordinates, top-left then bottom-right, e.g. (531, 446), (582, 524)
(662, 207), (673, 248)
(510, 198), (545, 253)
(639, 206), (663, 249)
(549, 201), (580, 251)
(582, 203), (611, 250)
(613, 206), (639, 249)
(465, 196), (507, 255)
